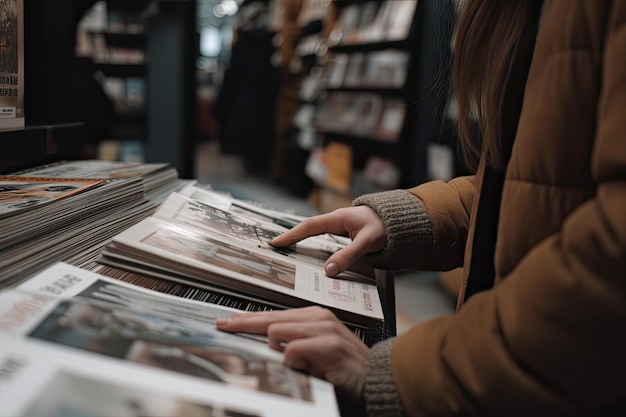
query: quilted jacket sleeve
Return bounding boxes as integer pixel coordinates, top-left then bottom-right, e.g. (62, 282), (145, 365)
(388, 3), (626, 416)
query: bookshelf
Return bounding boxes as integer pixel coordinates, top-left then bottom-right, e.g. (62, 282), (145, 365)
(76, 0), (197, 178)
(289, 0), (457, 211)
(78, 1), (149, 159)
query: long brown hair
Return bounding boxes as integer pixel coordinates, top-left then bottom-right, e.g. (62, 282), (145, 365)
(453, 0), (544, 172)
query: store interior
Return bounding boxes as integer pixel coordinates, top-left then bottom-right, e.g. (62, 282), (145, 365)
(16, 0), (463, 333)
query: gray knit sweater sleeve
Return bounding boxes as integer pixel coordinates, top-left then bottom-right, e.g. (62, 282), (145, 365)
(363, 338), (407, 417)
(353, 189), (432, 270)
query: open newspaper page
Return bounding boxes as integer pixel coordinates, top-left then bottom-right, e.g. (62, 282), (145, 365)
(0, 262), (339, 417)
(178, 183), (308, 229)
(156, 191), (372, 280)
(175, 184), (376, 280)
(99, 193), (384, 326)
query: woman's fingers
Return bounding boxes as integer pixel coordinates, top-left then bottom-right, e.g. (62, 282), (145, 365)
(270, 212), (342, 247)
(264, 320), (367, 396)
(279, 330), (368, 396)
(324, 211), (386, 276)
(324, 231), (384, 276)
(215, 306), (338, 334)
(271, 206), (387, 277)
(265, 319), (357, 351)
(215, 306), (368, 397)
(271, 207), (373, 247)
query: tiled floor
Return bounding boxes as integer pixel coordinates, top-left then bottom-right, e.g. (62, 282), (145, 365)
(194, 140), (456, 335)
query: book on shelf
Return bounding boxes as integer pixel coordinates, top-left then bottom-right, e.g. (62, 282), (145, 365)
(330, 0), (416, 46)
(107, 9), (145, 34)
(96, 184), (384, 330)
(363, 50), (410, 88)
(298, 65), (324, 103)
(324, 142), (353, 194)
(375, 99), (406, 141)
(102, 77), (127, 111)
(296, 0), (330, 28)
(103, 76), (145, 113)
(317, 92), (403, 140)
(352, 93), (383, 136)
(0, 262), (340, 417)
(125, 77), (146, 110)
(355, 1), (383, 43)
(78, 0), (108, 32)
(331, 3), (360, 45)
(0, 0), (25, 130)
(108, 47), (145, 65)
(324, 53), (349, 88)
(343, 53), (365, 87)
(383, 1), (417, 41)
(362, 156), (401, 190)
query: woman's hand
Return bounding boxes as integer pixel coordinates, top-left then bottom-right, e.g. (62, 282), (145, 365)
(271, 206), (386, 277)
(215, 306), (369, 399)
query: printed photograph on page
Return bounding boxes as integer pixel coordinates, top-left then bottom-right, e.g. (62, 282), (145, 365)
(25, 296), (311, 401)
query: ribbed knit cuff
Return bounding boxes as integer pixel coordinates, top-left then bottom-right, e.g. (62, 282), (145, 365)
(364, 338), (407, 417)
(353, 189), (432, 270)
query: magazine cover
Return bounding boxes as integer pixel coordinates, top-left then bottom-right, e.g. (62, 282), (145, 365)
(0, 176), (106, 218)
(0, 262), (340, 417)
(0, 0), (24, 130)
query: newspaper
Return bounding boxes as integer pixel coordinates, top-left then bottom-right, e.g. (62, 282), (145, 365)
(0, 262), (339, 417)
(99, 189), (384, 326)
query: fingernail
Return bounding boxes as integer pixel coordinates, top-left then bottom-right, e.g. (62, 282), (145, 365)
(326, 262), (339, 276)
(215, 318), (230, 326)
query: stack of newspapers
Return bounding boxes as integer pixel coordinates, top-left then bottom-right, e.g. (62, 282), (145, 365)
(0, 160), (186, 287)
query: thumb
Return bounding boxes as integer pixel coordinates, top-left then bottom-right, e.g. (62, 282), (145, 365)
(324, 242), (369, 277)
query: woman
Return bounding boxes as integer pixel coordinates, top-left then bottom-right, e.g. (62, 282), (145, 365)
(217, 1), (626, 415)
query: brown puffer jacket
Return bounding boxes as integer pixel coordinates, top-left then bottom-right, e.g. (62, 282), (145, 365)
(389, 1), (625, 415)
